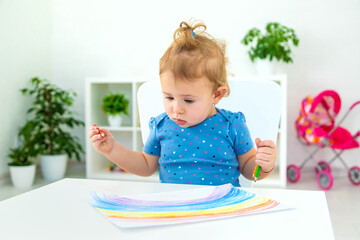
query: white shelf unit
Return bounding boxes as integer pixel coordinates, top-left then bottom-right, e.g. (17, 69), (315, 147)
(85, 77), (159, 182)
(231, 74), (287, 188)
(85, 75), (287, 188)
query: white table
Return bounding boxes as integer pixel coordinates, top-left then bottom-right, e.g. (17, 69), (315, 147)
(0, 178), (334, 240)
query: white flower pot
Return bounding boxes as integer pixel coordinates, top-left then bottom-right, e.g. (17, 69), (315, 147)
(256, 59), (275, 75)
(107, 115), (123, 127)
(9, 164), (36, 188)
(40, 154), (68, 181)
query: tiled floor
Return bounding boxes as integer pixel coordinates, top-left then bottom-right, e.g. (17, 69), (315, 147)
(0, 163), (359, 239)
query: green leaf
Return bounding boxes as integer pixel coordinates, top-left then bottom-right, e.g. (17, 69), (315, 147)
(241, 22), (299, 63)
(10, 77), (85, 162)
(102, 93), (130, 116)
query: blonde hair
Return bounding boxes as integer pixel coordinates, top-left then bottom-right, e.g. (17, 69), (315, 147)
(159, 20), (229, 96)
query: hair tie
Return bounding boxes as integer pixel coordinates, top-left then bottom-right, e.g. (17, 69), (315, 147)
(192, 31), (195, 37)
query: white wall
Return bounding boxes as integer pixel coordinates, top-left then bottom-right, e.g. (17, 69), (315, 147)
(1, 0), (359, 177)
(52, 0), (360, 169)
(0, 0), (52, 176)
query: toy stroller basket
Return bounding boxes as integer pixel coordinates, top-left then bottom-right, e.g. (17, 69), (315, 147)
(288, 90), (360, 190)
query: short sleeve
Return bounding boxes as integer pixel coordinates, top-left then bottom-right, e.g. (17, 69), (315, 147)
(142, 117), (161, 156)
(232, 112), (254, 156)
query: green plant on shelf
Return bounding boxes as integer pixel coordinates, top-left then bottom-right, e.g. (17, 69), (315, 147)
(102, 93), (129, 116)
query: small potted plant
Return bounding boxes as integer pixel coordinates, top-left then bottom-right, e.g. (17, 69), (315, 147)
(19, 77), (84, 181)
(241, 22), (299, 74)
(8, 134), (37, 188)
(102, 93), (129, 127)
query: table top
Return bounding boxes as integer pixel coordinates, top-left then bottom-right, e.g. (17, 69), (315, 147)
(0, 178), (334, 240)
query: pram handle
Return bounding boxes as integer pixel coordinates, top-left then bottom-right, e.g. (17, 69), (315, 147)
(328, 100), (360, 137)
(310, 90), (341, 114)
(350, 101), (360, 110)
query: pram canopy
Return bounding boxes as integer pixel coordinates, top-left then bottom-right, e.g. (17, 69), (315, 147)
(295, 90), (359, 150)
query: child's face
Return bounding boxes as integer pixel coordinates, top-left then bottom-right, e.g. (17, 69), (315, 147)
(160, 71), (217, 128)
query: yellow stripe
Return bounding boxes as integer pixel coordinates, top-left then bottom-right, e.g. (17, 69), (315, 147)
(97, 197), (271, 218)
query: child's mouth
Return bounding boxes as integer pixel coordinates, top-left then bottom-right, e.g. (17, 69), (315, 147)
(174, 118), (187, 126)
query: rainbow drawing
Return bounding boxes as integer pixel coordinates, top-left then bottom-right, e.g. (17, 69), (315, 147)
(90, 184), (284, 228)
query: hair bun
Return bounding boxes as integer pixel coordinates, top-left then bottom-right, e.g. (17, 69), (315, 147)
(173, 20), (207, 50)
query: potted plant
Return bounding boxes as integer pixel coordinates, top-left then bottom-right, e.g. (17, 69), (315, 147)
(241, 22), (299, 74)
(7, 133), (37, 188)
(102, 93), (129, 127)
(19, 77), (84, 181)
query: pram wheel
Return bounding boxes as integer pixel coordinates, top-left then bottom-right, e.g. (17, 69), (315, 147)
(287, 164), (301, 183)
(315, 161), (331, 173)
(316, 170), (334, 190)
(348, 166), (360, 185)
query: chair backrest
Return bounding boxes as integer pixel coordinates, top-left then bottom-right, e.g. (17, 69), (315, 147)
(137, 79), (282, 187)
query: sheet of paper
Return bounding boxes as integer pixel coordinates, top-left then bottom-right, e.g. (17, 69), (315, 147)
(90, 184), (292, 228)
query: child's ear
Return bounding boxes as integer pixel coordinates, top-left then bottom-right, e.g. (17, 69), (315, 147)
(213, 86), (228, 105)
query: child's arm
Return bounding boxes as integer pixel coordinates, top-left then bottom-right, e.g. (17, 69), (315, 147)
(88, 125), (159, 176)
(238, 138), (277, 181)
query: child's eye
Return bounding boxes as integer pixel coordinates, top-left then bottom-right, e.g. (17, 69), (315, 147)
(165, 96), (174, 101)
(184, 99), (194, 103)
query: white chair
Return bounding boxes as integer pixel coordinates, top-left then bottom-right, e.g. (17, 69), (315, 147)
(137, 79), (282, 187)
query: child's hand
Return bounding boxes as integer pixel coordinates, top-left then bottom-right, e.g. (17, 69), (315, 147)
(255, 138), (276, 173)
(88, 125), (115, 155)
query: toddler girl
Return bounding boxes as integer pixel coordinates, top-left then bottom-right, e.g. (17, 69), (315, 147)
(89, 20), (277, 186)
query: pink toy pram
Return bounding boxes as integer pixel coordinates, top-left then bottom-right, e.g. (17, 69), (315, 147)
(287, 90), (360, 190)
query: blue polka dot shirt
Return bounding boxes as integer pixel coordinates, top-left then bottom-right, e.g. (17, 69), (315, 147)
(142, 108), (254, 187)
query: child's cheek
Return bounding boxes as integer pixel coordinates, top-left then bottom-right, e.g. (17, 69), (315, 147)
(163, 102), (172, 115)
(190, 105), (209, 122)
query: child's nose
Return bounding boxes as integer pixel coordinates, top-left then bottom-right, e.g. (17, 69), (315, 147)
(173, 102), (185, 114)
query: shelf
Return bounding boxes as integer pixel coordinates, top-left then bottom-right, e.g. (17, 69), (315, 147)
(99, 126), (133, 131)
(85, 77), (148, 181)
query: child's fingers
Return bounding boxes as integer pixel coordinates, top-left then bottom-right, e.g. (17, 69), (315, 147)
(255, 160), (273, 172)
(255, 138), (276, 172)
(257, 147), (274, 155)
(88, 129), (98, 139)
(100, 128), (111, 137)
(88, 127), (107, 139)
(89, 124), (99, 132)
(255, 159), (270, 167)
(256, 153), (273, 162)
(89, 133), (104, 143)
(257, 139), (275, 148)
(255, 138), (261, 148)
(255, 156), (273, 165)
